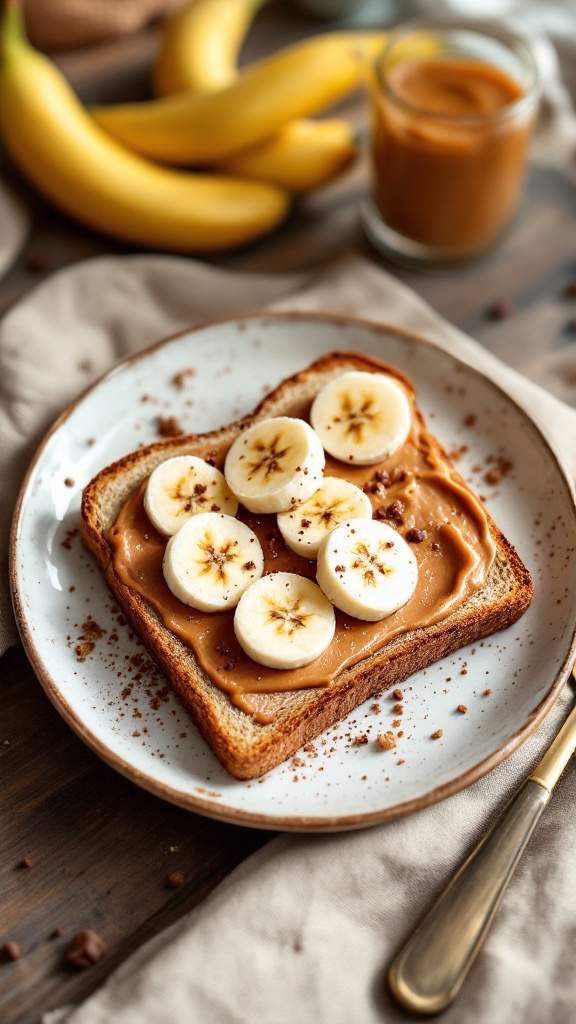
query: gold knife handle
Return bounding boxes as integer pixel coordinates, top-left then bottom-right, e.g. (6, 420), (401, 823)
(388, 780), (550, 1015)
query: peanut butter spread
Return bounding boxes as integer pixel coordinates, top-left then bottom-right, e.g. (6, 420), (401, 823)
(109, 389), (495, 719)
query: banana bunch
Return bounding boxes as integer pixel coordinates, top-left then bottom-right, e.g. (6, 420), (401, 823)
(0, 0), (383, 253)
(151, 0), (364, 192)
(146, 371), (419, 669)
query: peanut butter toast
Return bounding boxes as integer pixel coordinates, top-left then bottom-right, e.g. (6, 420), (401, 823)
(81, 351), (533, 779)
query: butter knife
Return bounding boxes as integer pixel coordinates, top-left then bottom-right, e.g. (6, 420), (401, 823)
(388, 667), (576, 1015)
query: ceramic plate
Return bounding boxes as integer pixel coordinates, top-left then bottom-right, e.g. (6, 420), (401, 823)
(11, 313), (576, 831)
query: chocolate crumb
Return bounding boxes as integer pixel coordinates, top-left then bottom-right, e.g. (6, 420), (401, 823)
(166, 870), (185, 889)
(25, 251), (50, 274)
(64, 929), (106, 969)
(485, 468), (502, 485)
(431, 729), (443, 740)
(487, 297), (514, 320)
(157, 415), (184, 438)
(376, 501), (404, 525)
(2, 941), (22, 962)
(406, 528), (426, 543)
(20, 857), (33, 869)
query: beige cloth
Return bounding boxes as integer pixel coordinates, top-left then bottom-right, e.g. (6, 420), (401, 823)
(24, 0), (186, 51)
(8, 251), (568, 1024)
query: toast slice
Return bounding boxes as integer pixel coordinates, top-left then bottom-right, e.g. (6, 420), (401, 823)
(81, 351), (533, 779)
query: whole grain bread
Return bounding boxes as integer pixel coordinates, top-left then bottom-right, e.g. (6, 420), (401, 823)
(81, 351), (533, 779)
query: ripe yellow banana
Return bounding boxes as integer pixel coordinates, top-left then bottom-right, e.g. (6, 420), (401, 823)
(0, 1), (289, 252)
(152, 0), (363, 192)
(214, 118), (358, 192)
(153, 0), (267, 96)
(92, 31), (387, 166)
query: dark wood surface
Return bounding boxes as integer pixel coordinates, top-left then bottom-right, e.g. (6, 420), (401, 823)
(2, 5), (576, 1022)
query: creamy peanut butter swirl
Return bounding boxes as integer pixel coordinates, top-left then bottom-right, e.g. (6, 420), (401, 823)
(109, 395), (495, 718)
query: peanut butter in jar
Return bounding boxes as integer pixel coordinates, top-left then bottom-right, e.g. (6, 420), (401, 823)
(362, 21), (541, 264)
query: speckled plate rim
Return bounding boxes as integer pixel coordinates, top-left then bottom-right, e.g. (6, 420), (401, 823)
(10, 310), (576, 832)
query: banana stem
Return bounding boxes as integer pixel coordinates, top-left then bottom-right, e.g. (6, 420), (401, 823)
(2, 0), (26, 59)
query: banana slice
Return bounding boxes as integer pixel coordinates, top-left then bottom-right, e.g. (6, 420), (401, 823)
(234, 571), (336, 669)
(224, 416), (325, 514)
(277, 476), (372, 559)
(316, 518), (418, 621)
(163, 512), (263, 611)
(310, 370), (412, 466)
(144, 455), (238, 537)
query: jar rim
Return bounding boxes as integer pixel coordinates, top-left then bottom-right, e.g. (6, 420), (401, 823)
(375, 17), (542, 125)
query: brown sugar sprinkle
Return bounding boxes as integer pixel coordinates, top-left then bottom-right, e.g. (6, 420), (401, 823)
(354, 734), (369, 745)
(61, 527), (79, 550)
(372, 703), (381, 714)
(2, 941), (22, 962)
(392, 719), (401, 728)
(166, 870), (185, 889)
(377, 731), (396, 751)
(431, 729), (443, 740)
(393, 689), (403, 700)
(393, 703), (403, 715)
(457, 705), (468, 714)
(484, 688), (492, 696)
(157, 415), (184, 438)
(173, 368), (195, 390)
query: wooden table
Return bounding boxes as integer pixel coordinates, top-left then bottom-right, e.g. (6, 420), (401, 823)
(2, 5), (576, 1021)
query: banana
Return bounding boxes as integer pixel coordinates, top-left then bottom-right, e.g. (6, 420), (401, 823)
(310, 371), (412, 466)
(153, 0), (266, 96)
(316, 518), (418, 622)
(0, 2), (289, 253)
(152, 0), (360, 193)
(163, 512), (264, 611)
(92, 32), (386, 165)
(214, 118), (358, 193)
(234, 571), (335, 669)
(144, 455), (238, 536)
(224, 417), (325, 514)
(277, 477), (372, 559)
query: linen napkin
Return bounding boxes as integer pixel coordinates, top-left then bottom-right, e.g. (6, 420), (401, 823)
(0, 252), (574, 1023)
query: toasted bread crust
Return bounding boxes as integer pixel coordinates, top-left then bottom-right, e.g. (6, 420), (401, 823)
(81, 352), (533, 779)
